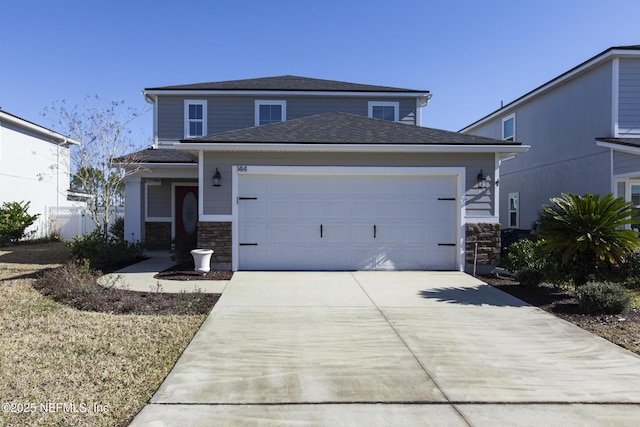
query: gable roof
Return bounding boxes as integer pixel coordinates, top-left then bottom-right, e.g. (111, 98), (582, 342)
(461, 45), (640, 133)
(182, 112), (519, 146)
(145, 75), (428, 94)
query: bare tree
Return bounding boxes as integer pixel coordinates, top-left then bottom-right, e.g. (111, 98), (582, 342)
(43, 96), (150, 239)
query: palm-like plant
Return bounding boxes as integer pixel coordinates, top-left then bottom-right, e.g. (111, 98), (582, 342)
(538, 193), (640, 287)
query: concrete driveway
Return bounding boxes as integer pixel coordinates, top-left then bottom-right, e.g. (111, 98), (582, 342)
(131, 272), (640, 426)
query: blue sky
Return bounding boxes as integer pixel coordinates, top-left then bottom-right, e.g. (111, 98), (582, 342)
(2, 0), (640, 145)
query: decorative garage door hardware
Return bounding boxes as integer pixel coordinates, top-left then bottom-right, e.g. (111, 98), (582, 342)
(438, 243), (456, 246)
(438, 197), (456, 201)
(238, 197), (258, 201)
(319, 224), (379, 238)
(240, 243), (258, 246)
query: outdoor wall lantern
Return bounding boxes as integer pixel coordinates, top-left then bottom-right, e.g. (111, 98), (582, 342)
(212, 168), (222, 187)
(477, 169), (487, 189)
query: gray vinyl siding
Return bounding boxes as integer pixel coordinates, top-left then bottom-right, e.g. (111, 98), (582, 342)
(156, 96), (417, 140)
(201, 151), (494, 217)
(146, 180), (172, 218)
(464, 61), (614, 228)
(613, 150), (640, 176)
(619, 58), (640, 136)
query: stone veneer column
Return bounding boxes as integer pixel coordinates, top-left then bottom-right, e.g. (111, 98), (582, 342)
(144, 222), (171, 250)
(465, 223), (501, 274)
(197, 222), (232, 268)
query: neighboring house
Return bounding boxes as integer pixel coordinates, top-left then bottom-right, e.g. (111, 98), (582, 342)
(120, 75), (527, 272)
(0, 109), (82, 238)
(461, 45), (640, 231)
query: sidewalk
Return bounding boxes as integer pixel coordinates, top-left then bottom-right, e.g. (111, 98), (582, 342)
(99, 250), (229, 293)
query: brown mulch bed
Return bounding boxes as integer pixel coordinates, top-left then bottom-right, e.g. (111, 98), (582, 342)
(153, 264), (234, 281)
(33, 262), (220, 315)
(484, 275), (640, 355)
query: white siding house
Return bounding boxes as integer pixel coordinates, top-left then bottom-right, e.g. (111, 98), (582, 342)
(0, 110), (82, 238)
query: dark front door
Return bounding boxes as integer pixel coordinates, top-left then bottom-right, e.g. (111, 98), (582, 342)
(175, 186), (198, 240)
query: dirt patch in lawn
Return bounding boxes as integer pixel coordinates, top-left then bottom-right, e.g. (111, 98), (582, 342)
(484, 275), (640, 355)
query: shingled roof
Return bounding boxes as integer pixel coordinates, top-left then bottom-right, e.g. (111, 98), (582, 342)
(114, 147), (197, 164)
(182, 112), (518, 146)
(146, 75), (427, 93)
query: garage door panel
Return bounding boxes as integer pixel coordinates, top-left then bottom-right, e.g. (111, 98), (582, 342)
(238, 173), (458, 271)
(269, 177), (294, 194)
(296, 199), (322, 219)
(322, 200), (350, 218)
(240, 200), (266, 219)
(268, 200), (295, 219)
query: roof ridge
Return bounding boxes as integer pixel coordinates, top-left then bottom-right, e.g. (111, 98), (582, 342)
(145, 75), (428, 93)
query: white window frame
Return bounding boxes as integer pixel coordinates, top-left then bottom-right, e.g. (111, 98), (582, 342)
(368, 101), (399, 122)
(184, 100), (207, 138)
(629, 183), (640, 231)
(508, 192), (520, 228)
(502, 113), (515, 141)
(254, 100), (286, 126)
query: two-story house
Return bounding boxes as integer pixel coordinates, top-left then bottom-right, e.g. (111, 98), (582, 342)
(461, 45), (640, 231)
(120, 75), (527, 272)
(0, 109), (81, 238)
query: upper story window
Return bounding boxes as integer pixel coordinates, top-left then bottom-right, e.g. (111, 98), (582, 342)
(502, 114), (515, 141)
(184, 100), (207, 138)
(368, 101), (399, 122)
(255, 100), (286, 126)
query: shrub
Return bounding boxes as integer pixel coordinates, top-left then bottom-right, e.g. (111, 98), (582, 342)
(503, 239), (548, 272)
(66, 227), (144, 272)
(576, 281), (631, 315)
(608, 250), (640, 287)
(539, 193), (640, 288)
(173, 234), (197, 268)
(515, 269), (544, 288)
(0, 201), (40, 245)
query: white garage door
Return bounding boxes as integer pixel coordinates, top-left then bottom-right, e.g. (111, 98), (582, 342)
(237, 172), (459, 270)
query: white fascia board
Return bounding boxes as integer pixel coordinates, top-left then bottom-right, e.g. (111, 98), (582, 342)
(597, 141), (640, 156)
(0, 111), (81, 145)
(176, 142), (530, 155)
(461, 48), (640, 133)
(143, 89), (430, 99)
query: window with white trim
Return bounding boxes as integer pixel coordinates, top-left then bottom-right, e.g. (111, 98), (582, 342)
(255, 100), (286, 126)
(631, 185), (640, 230)
(184, 100), (207, 138)
(508, 192), (519, 228)
(368, 101), (399, 122)
(502, 114), (515, 141)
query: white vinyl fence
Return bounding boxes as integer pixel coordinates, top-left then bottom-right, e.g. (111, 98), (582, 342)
(48, 206), (124, 240)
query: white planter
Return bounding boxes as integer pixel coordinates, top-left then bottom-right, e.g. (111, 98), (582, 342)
(190, 249), (214, 275)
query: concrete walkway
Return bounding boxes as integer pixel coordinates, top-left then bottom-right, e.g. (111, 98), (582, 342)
(130, 271), (640, 426)
(99, 250), (228, 293)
